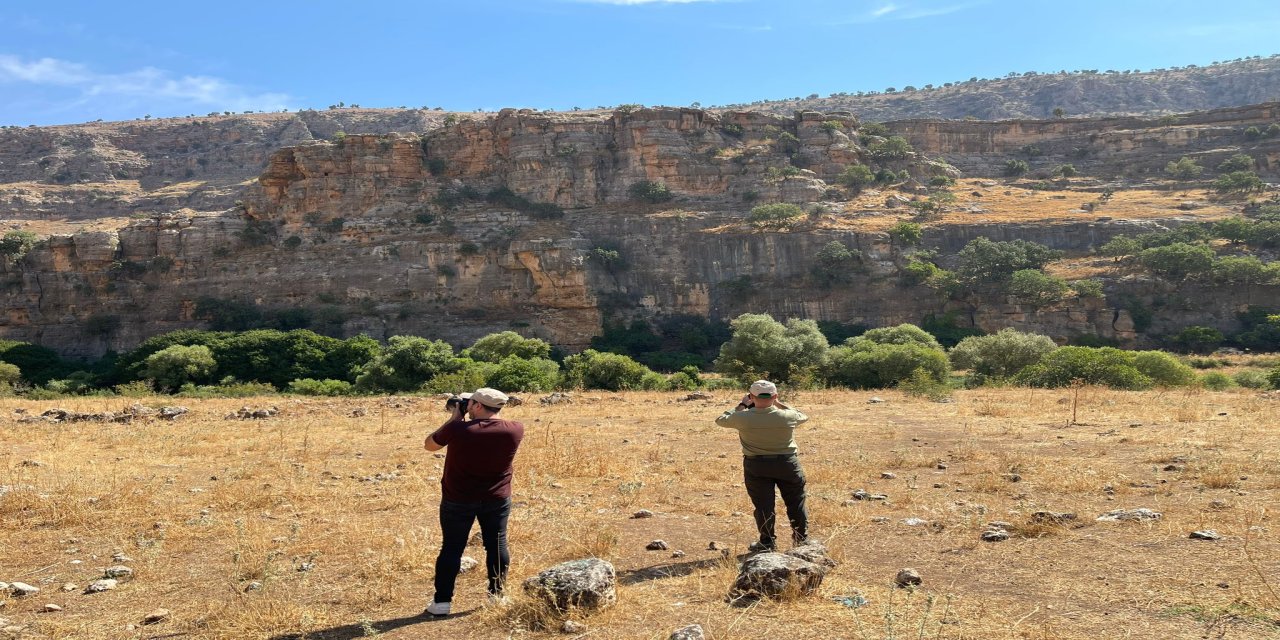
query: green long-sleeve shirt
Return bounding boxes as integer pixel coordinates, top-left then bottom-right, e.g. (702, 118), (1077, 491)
(715, 405), (808, 456)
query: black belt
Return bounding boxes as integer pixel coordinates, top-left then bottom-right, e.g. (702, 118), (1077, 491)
(747, 453), (797, 459)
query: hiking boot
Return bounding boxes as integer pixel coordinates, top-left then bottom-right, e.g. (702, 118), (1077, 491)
(747, 540), (776, 553)
(424, 601), (452, 616)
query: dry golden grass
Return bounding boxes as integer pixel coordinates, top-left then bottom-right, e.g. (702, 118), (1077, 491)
(1, 389), (1278, 639)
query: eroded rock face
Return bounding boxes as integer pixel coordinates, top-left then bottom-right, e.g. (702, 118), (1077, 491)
(1, 105), (1276, 358)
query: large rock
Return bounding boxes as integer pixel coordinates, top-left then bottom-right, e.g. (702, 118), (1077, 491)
(730, 552), (827, 601)
(523, 558), (617, 613)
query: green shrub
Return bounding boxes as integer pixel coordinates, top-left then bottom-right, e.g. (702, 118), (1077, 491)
(1003, 159), (1029, 176)
(897, 367), (954, 402)
(1164, 157), (1203, 180)
(628, 180), (674, 204)
(1171, 326), (1224, 354)
(666, 366), (702, 391)
(1212, 171), (1264, 194)
(639, 371), (670, 391)
(824, 342), (949, 389)
(950, 328), (1058, 379)
(0, 231), (40, 260)
(422, 360), (499, 394)
(466, 331), (552, 363)
(1138, 243), (1215, 280)
(955, 238), (1063, 285)
(748, 203), (804, 226)
(144, 345), (217, 392)
(811, 241), (860, 286)
(1132, 351), (1197, 386)
(714, 314), (828, 384)
(562, 349), (655, 391)
(1269, 366), (1280, 390)
(855, 324), (942, 350)
(355, 336), (461, 393)
(837, 165), (875, 193)
(288, 378), (353, 396)
(0, 362), (20, 385)
(0, 340), (77, 386)
(1013, 347), (1152, 389)
(1218, 154), (1255, 173)
(868, 136), (913, 161)
(1232, 369), (1270, 389)
(1070, 279), (1104, 298)
(1008, 269), (1070, 307)
(1199, 372), (1235, 391)
(888, 222), (923, 246)
(1186, 356), (1227, 369)
(485, 356), (560, 392)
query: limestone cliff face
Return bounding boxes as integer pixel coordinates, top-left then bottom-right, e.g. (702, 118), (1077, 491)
(1, 105), (1276, 358)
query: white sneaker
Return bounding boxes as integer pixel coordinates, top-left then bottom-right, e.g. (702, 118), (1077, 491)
(425, 601), (451, 616)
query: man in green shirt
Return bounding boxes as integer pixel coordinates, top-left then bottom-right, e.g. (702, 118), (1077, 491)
(715, 379), (809, 552)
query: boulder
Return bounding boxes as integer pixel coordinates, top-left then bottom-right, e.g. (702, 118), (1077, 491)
(523, 558), (617, 613)
(670, 624), (706, 640)
(729, 552), (827, 601)
(785, 541), (837, 568)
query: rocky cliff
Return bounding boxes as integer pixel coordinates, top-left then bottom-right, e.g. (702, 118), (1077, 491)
(1, 104), (1277, 358)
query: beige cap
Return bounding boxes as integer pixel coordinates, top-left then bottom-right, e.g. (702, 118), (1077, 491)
(470, 387), (509, 408)
(749, 380), (777, 397)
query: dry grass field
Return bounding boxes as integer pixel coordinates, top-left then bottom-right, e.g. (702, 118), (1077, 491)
(2, 387), (1278, 639)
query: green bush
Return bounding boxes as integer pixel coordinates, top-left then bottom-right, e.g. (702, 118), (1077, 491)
(897, 367), (953, 401)
(1138, 243), (1215, 280)
(355, 336), (461, 393)
(562, 349), (655, 391)
(666, 366), (702, 391)
(1232, 369), (1270, 390)
(950, 328), (1058, 379)
(0, 231), (40, 260)
(854, 323), (943, 350)
(1186, 356), (1227, 369)
(177, 380), (278, 398)
(824, 342), (949, 389)
(811, 241), (860, 286)
(0, 340), (77, 386)
(288, 378), (353, 396)
(748, 203), (804, 226)
(1212, 171), (1265, 194)
(868, 136), (913, 161)
(1171, 326), (1224, 354)
(628, 180), (674, 204)
(1070, 279), (1104, 298)
(144, 345), (217, 392)
(422, 360), (499, 394)
(1003, 159), (1029, 176)
(1199, 372), (1235, 391)
(1218, 154), (1255, 173)
(1269, 366), (1280, 390)
(888, 222), (923, 246)
(1014, 347), (1154, 389)
(955, 238), (1063, 285)
(1008, 269), (1070, 307)
(837, 165), (875, 193)
(1131, 351), (1197, 386)
(714, 314), (828, 384)
(1164, 157), (1203, 180)
(466, 331), (552, 363)
(485, 356), (560, 392)
(0, 362), (20, 385)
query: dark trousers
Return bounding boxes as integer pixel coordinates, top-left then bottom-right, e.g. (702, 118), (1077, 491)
(432, 497), (512, 603)
(743, 455), (808, 547)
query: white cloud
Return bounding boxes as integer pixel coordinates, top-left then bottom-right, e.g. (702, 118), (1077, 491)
(845, 1), (983, 23)
(0, 54), (291, 113)
(872, 4), (898, 17)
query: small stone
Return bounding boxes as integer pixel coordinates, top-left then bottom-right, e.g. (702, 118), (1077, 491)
(1217, 582), (1230, 589)
(867, 397), (885, 404)
(1209, 499), (1230, 510)
(669, 624), (706, 640)
(871, 516), (890, 524)
(707, 541), (725, 551)
(880, 472), (897, 480)
(84, 579), (117, 594)
(1003, 473), (1022, 482)
(42, 604), (62, 613)
(894, 568), (922, 588)
(60, 583), (77, 592)
(932, 483), (945, 488)
(1032, 511), (1077, 524)
(981, 529), (1009, 542)
(560, 620), (587, 633)
(11, 582), (39, 596)
(671, 550), (685, 558)
(112, 553), (132, 563)
(646, 540), (670, 551)
(459, 556), (479, 573)
(901, 517), (928, 526)
(936, 463), (948, 470)
(1190, 530), (1222, 541)
(297, 561), (315, 572)
(988, 521), (1013, 529)
(142, 608), (171, 625)
(244, 581), (263, 592)
(631, 509), (654, 519)
(104, 566), (133, 581)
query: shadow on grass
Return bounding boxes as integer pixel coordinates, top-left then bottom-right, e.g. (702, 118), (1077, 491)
(617, 555), (742, 586)
(268, 609), (473, 640)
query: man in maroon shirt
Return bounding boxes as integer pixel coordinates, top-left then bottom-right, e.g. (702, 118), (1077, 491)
(423, 387), (524, 617)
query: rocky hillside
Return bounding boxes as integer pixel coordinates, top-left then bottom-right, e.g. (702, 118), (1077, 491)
(0, 103), (1277, 359)
(730, 56), (1280, 121)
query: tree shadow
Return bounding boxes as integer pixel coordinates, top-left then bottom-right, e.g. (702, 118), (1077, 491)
(616, 556), (741, 586)
(268, 609), (473, 640)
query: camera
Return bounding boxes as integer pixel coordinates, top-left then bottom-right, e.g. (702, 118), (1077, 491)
(445, 394), (470, 413)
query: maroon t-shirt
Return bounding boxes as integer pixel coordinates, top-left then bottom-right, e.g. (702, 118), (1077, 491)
(429, 417), (524, 503)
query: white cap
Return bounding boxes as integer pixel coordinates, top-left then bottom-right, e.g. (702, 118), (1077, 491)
(470, 387), (509, 408)
(749, 380), (777, 396)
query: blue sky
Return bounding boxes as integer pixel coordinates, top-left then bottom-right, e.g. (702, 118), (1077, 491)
(2, 0), (1279, 126)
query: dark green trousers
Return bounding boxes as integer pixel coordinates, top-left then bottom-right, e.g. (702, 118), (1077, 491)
(743, 454), (808, 547)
